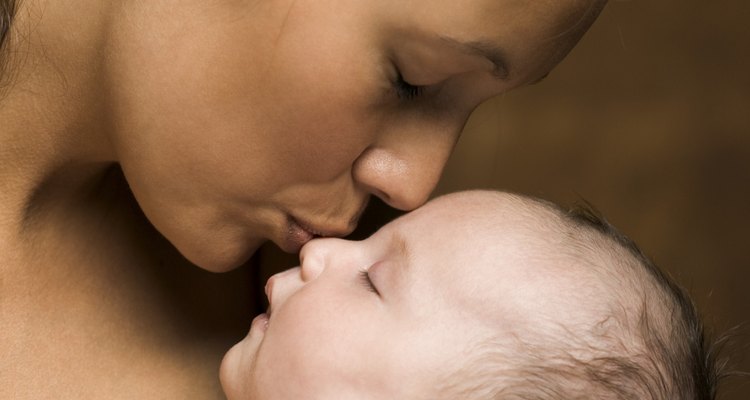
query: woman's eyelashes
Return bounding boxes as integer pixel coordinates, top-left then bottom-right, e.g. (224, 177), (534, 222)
(358, 269), (380, 295)
(393, 71), (424, 100)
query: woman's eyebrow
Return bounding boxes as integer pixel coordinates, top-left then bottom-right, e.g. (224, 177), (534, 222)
(437, 36), (510, 80)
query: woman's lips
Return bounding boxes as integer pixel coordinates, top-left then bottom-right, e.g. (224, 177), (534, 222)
(280, 217), (316, 253)
(280, 215), (354, 253)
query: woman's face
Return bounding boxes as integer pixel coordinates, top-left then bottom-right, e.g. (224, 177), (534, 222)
(106, 0), (603, 271)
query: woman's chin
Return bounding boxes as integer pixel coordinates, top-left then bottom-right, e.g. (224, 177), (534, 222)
(179, 238), (263, 273)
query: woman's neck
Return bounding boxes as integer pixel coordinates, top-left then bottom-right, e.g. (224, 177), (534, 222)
(0, 0), (116, 232)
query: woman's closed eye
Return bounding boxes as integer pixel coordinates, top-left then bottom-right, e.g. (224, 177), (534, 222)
(393, 71), (424, 100)
(358, 269), (380, 295)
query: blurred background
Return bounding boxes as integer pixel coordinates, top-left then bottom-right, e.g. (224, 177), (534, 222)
(438, 1), (750, 397)
(258, 0), (749, 397)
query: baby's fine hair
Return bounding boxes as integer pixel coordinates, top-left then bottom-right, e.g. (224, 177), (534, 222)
(439, 193), (723, 400)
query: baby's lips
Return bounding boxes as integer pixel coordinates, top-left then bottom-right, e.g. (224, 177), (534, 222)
(264, 279), (274, 316)
(264, 266), (302, 314)
(252, 313), (270, 332)
(265, 278), (273, 303)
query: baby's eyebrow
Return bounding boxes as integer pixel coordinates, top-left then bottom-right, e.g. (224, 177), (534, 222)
(437, 36), (510, 81)
(393, 231), (410, 258)
(392, 231), (413, 275)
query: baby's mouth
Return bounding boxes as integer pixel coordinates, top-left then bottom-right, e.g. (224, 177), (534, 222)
(251, 313), (270, 333)
(264, 276), (277, 322)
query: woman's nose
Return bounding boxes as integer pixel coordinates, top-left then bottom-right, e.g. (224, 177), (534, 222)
(352, 139), (455, 211)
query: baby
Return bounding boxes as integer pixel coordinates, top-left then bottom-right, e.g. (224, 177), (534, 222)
(220, 191), (718, 399)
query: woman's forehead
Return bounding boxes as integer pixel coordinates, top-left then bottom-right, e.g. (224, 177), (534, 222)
(373, 0), (604, 83)
(383, 0), (600, 34)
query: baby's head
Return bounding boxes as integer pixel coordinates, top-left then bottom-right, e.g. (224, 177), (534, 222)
(221, 191), (717, 399)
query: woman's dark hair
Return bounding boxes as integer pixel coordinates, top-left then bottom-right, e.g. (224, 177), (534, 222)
(1, 0), (18, 94)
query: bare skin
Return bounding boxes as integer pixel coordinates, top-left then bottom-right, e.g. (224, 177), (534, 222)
(0, 0), (605, 398)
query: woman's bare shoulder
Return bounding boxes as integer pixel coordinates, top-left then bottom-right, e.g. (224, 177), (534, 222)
(1, 235), (260, 399)
(0, 169), (261, 399)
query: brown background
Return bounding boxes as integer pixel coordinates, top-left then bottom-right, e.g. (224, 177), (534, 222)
(258, 0), (749, 397)
(438, 0), (750, 397)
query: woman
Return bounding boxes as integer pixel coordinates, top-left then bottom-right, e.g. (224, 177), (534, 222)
(1, 0), (606, 398)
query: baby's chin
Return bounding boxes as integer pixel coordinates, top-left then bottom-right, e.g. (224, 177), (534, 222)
(220, 312), (271, 399)
(220, 340), (255, 400)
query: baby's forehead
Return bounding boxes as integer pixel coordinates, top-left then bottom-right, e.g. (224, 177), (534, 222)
(397, 193), (568, 283)
(388, 192), (576, 283)
(410, 191), (563, 236)
(399, 191), (642, 324)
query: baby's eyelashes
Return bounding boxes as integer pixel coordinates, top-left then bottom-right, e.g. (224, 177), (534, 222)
(358, 268), (380, 295)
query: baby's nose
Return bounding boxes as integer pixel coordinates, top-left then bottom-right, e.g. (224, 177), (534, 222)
(299, 238), (339, 281)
